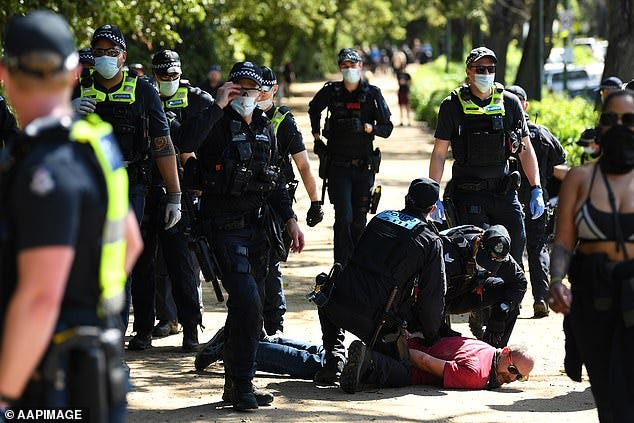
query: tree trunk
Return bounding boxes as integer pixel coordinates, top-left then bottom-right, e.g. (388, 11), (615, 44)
(484, 0), (526, 85)
(603, 0), (634, 82)
(515, 0), (558, 98)
(450, 18), (466, 62)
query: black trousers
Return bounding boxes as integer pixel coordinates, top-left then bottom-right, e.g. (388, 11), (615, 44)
(131, 186), (201, 334)
(209, 222), (269, 386)
(568, 253), (634, 422)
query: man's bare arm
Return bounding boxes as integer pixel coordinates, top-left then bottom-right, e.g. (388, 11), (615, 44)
(429, 139), (450, 183)
(152, 135), (181, 193)
(409, 348), (446, 379)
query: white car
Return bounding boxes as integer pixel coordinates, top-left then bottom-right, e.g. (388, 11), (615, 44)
(544, 63), (603, 97)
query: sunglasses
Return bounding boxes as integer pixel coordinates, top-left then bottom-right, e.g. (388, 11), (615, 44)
(508, 350), (528, 382)
(238, 87), (262, 98)
(470, 65), (496, 74)
(92, 48), (123, 58)
(600, 112), (634, 127)
(156, 73), (181, 82)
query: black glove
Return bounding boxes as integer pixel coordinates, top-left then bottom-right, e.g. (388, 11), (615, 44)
(340, 117), (364, 134)
(306, 201), (324, 227)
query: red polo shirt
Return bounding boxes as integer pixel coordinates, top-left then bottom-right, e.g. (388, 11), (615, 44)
(408, 336), (496, 389)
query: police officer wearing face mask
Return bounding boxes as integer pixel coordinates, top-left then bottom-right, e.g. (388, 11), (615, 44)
(506, 85), (568, 318)
(0, 11), (143, 418)
(125, 50), (237, 351)
(71, 25), (183, 336)
(429, 47), (544, 267)
(308, 48), (393, 265)
(255, 65), (322, 335)
(577, 127), (601, 164)
(191, 61), (305, 411)
(440, 225), (527, 347)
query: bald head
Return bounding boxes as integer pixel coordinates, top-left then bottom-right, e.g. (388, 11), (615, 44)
(496, 345), (534, 386)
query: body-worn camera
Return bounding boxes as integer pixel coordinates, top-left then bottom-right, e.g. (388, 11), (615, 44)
(491, 115), (504, 131)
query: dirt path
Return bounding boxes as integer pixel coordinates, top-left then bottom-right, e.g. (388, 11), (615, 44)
(126, 68), (598, 422)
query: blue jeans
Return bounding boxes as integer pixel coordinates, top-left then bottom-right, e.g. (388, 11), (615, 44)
(327, 165), (374, 265)
(256, 337), (325, 379)
(120, 182), (148, 334)
(263, 261), (286, 335)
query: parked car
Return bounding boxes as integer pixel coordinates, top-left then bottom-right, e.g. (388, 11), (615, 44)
(544, 63), (603, 97)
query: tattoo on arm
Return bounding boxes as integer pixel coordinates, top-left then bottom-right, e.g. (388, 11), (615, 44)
(550, 244), (572, 281)
(152, 135), (176, 157)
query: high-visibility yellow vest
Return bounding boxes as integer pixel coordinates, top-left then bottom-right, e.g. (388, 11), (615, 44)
(163, 87), (189, 109)
(270, 107), (290, 135)
(80, 70), (137, 104)
(453, 83), (506, 116)
(70, 114), (129, 317)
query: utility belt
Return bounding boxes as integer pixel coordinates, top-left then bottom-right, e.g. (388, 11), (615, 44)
(125, 160), (151, 187)
(570, 253), (634, 328)
(455, 171), (520, 195)
(204, 162), (279, 197)
(22, 325), (126, 418)
(306, 263), (342, 307)
(209, 208), (263, 232)
(330, 148), (381, 173)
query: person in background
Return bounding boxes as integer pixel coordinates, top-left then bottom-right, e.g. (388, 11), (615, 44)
(198, 64), (223, 98)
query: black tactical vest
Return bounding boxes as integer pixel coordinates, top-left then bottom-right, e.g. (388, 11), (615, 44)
(327, 81), (374, 156)
(439, 225), (484, 300)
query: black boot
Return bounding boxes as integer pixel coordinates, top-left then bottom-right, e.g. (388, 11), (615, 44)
(194, 326), (225, 371)
(313, 355), (345, 385)
(127, 332), (152, 351)
(222, 378), (273, 410)
(340, 340), (372, 394)
(182, 325), (199, 352)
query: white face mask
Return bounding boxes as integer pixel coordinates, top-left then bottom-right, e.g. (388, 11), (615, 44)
(159, 79), (180, 97)
(230, 96), (257, 117)
(94, 56), (120, 80)
(342, 68), (361, 84)
(473, 73), (495, 92)
(256, 99), (273, 110)
(583, 146), (596, 154)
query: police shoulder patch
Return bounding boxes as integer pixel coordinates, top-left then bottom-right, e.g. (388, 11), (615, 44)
(30, 165), (55, 196)
(376, 210), (422, 230)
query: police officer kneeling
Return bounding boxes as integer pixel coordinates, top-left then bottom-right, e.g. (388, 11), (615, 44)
(440, 225), (527, 347)
(0, 11), (143, 421)
(311, 178), (446, 384)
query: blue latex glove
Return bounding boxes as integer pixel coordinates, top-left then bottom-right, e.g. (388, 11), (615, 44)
(430, 199), (445, 222)
(530, 186), (545, 219)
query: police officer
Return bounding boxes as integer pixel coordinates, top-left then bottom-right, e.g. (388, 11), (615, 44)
(429, 47), (544, 266)
(198, 64), (224, 98)
(440, 225), (527, 347)
(192, 61), (304, 410)
(313, 178), (446, 384)
(127, 50), (235, 351)
(0, 11), (143, 419)
(308, 48), (393, 265)
(577, 127), (600, 164)
(78, 47), (95, 70)
(506, 85), (567, 318)
(257, 65), (322, 335)
(72, 25), (183, 335)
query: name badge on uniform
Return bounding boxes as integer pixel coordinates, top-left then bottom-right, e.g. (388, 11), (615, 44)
(166, 99), (185, 107)
(255, 134), (270, 142)
(484, 104), (502, 113)
(232, 133), (247, 142)
(376, 210), (421, 230)
(111, 93), (133, 100)
(346, 102), (361, 110)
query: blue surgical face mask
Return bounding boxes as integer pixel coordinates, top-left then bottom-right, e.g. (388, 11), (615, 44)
(583, 146), (596, 154)
(159, 79), (180, 97)
(256, 98), (273, 110)
(94, 56), (120, 80)
(230, 96), (257, 117)
(474, 73), (495, 92)
(342, 68), (361, 84)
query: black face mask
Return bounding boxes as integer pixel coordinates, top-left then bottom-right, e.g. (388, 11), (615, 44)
(599, 124), (634, 174)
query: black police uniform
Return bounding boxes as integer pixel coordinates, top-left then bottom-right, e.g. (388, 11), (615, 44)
(308, 79), (393, 264)
(440, 226), (527, 347)
(435, 86), (529, 265)
(131, 81), (224, 348)
(196, 106), (295, 394)
(262, 105), (306, 335)
(0, 96), (19, 146)
(74, 72), (171, 333)
(516, 122), (565, 305)
(0, 118), (126, 416)
(319, 207), (446, 366)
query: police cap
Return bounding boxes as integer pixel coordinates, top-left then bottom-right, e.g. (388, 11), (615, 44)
(208, 64), (222, 73)
(600, 76), (623, 89)
(506, 85), (527, 102)
(337, 48), (362, 65)
(78, 48), (95, 66)
(260, 66), (277, 88)
(466, 47), (497, 67)
(152, 50), (181, 75)
(576, 127), (598, 146)
(625, 79), (634, 92)
(476, 225), (511, 273)
(228, 61), (263, 87)
(407, 177), (440, 210)
(92, 24), (126, 50)
(3, 10), (79, 77)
